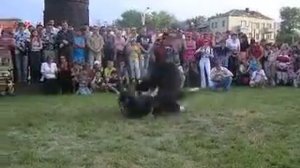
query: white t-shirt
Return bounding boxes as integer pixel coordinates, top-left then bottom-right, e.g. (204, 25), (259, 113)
(226, 38), (240, 51)
(41, 62), (58, 79)
(251, 69), (267, 82)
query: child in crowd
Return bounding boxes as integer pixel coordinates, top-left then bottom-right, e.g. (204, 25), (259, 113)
(106, 70), (120, 94)
(247, 56), (260, 75)
(104, 60), (117, 81)
(76, 68), (92, 95)
(91, 61), (105, 91)
(249, 65), (268, 88)
(71, 63), (83, 92)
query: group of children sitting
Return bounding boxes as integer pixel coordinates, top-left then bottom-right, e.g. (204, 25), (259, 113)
(72, 60), (128, 95)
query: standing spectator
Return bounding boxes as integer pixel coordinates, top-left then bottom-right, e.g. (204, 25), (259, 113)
(239, 34), (249, 64)
(46, 20), (59, 35)
(103, 29), (115, 66)
(210, 60), (233, 91)
(114, 30), (126, 69)
(248, 39), (264, 64)
(14, 22), (30, 83)
(196, 41), (214, 88)
(56, 21), (74, 63)
(196, 32), (212, 48)
(214, 40), (230, 68)
(40, 56), (59, 94)
(128, 39), (141, 81)
(214, 32), (223, 47)
(36, 24), (44, 38)
(73, 29), (86, 64)
(42, 23), (57, 62)
(137, 27), (152, 76)
(264, 44), (278, 86)
(29, 30), (43, 83)
(87, 26), (104, 67)
(183, 32), (196, 87)
(226, 33), (241, 78)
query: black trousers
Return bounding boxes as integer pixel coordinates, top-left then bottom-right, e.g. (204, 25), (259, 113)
(29, 51), (42, 83)
(44, 78), (59, 95)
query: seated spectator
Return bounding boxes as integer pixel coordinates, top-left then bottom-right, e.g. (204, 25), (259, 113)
(106, 70), (120, 94)
(40, 56), (59, 94)
(247, 56), (260, 75)
(104, 60), (117, 81)
(210, 61), (233, 91)
(91, 61), (105, 91)
(249, 66), (268, 88)
(71, 63), (83, 92)
(58, 56), (73, 94)
(76, 69), (92, 95)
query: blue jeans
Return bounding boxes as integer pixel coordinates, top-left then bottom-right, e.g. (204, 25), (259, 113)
(15, 50), (28, 82)
(211, 77), (232, 91)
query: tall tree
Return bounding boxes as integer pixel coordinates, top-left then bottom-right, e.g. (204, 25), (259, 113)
(277, 7), (300, 43)
(150, 11), (178, 29)
(115, 10), (143, 28)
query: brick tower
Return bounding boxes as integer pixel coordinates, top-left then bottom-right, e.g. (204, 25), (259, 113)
(44, 0), (89, 28)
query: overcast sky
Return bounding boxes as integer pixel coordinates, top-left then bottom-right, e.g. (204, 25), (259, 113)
(0, 0), (299, 24)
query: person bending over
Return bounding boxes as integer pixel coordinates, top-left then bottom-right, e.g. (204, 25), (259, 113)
(210, 60), (233, 91)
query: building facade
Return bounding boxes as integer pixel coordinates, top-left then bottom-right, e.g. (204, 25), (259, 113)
(209, 8), (276, 42)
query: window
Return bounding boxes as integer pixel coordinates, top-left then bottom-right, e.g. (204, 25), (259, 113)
(267, 23), (272, 29)
(262, 23), (266, 28)
(241, 20), (247, 27)
(256, 33), (260, 40)
(222, 20), (225, 27)
(255, 23), (260, 29)
(211, 22), (214, 29)
(215, 22), (218, 28)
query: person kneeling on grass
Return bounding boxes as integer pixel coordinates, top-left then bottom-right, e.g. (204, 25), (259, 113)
(210, 60), (233, 91)
(105, 70), (120, 94)
(249, 65), (268, 88)
(76, 69), (92, 95)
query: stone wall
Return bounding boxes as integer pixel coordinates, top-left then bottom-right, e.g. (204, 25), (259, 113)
(44, 0), (89, 28)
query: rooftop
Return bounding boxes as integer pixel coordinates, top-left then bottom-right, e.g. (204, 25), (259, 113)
(0, 18), (22, 22)
(209, 8), (273, 20)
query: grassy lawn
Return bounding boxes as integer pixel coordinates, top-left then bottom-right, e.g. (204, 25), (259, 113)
(1, 88), (300, 168)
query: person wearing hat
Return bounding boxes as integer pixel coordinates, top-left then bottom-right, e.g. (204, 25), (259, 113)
(87, 26), (104, 68)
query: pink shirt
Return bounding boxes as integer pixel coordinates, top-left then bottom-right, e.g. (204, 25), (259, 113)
(183, 40), (196, 62)
(115, 37), (126, 51)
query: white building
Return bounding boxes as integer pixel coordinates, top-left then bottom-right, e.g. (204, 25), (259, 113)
(208, 8), (276, 42)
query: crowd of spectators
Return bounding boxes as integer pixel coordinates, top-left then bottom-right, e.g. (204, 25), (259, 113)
(0, 20), (299, 95)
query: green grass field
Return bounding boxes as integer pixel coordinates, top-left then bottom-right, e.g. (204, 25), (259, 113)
(1, 88), (300, 168)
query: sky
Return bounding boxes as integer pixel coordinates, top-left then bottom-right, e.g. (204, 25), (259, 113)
(0, 0), (299, 24)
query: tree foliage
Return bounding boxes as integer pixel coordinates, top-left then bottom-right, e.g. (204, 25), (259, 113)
(277, 7), (300, 44)
(115, 9), (179, 29)
(115, 10), (143, 28)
